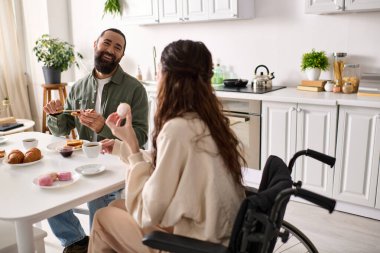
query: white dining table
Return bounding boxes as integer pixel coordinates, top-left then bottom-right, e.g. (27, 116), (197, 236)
(0, 132), (126, 252)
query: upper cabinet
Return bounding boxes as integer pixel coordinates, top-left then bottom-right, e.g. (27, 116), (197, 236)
(305, 0), (380, 14)
(123, 0), (159, 24)
(124, 0), (254, 25)
(158, 0), (209, 23)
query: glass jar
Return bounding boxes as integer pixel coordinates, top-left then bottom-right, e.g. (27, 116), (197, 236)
(342, 64), (360, 93)
(342, 82), (354, 94)
(333, 52), (347, 87)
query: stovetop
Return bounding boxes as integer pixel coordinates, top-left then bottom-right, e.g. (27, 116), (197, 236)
(213, 85), (286, 94)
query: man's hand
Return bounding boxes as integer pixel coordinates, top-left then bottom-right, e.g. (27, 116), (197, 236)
(43, 99), (64, 115)
(100, 139), (115, 154)
(79, 110), (105, 133)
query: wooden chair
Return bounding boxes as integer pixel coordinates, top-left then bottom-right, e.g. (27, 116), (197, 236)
(41, 83), (76, 139)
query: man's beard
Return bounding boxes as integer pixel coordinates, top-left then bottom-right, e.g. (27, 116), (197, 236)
(94, 51), (121, 74)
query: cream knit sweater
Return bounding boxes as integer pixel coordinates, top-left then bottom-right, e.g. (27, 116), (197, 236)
(112, 113), (244, 246)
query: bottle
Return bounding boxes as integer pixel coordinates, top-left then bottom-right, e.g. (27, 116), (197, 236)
(136, 65), (143, 81)
(342, 64), (360, 93)
(214, 63), (224, 84)
(333, 52), (347, 87)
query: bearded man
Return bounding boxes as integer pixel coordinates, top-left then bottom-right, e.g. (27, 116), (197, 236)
(43, 28), (148, 253)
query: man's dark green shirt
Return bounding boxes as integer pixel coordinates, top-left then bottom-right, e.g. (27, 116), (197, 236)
(47, 65), (148, 147)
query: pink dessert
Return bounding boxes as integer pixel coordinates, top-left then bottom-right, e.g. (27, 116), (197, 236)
(57, 171), (72, 181)
(38, 175), (54, 186)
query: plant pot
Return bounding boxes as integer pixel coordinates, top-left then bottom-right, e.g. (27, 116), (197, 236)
(42, 67), (61, 84)
(305, 68), (321, 81)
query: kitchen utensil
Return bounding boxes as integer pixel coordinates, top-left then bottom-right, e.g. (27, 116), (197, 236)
(223, 79), (248, 88)
(252, 65), (275, 89)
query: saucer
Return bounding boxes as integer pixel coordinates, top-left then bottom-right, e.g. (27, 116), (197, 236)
(75, 164), (106, 176)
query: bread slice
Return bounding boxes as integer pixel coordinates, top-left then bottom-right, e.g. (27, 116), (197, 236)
(66, 140), (84, 149)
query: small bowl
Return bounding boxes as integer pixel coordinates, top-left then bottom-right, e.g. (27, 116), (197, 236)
(58, 147), (73, 158)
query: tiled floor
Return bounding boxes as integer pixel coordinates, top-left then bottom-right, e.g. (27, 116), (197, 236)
(41, 201), (380, 253)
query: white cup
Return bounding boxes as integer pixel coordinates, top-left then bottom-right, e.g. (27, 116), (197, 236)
(22, 138), (38, 150)
(82, 142), (101, 158)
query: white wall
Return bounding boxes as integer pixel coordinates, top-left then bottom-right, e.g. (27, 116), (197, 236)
(22, 0), (380, 129)
(68, 0), (380, 86)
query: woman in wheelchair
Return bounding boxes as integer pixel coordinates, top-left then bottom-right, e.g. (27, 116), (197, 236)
(88, 40), (247, 252)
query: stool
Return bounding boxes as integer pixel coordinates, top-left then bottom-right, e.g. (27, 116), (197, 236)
(41, 83), (76, 139)
(0, 220), (47, 253)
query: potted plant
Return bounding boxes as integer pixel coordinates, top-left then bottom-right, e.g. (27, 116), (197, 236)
(301, 49), (329, 80)
(33, 34), (83, 84)
(103, 0), (122, 18)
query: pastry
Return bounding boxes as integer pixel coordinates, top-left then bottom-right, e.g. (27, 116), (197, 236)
(24, 147), (42, 163)
(66, 139), (83, 149)
(7, 150), (24, 164)
(38, 175), (54, 186)
(49, 172), (59, 181)
(71, 111), (80, 116)
(57, 171), (72, 181)
(0, 149), (5, 158)
(116, 103), (130, 119)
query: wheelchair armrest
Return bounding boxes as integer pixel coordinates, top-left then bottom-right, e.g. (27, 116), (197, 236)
(142, 231), (229, 253)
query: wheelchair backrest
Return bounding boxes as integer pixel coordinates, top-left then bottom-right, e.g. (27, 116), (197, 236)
(229, 155), (292, 253)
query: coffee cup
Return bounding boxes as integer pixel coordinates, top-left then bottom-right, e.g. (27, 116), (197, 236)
(82, 142), (101, 158)
(22, 138), (38, 149)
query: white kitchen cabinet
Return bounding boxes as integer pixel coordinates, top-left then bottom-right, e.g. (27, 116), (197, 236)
(305, 0), (380, 14)
(158, 0), (209, 23)
(261, 101), (337, 197)
(334, 106), (380, 207)
(123, 0), (159, 24)
(209, 0), (254, 20)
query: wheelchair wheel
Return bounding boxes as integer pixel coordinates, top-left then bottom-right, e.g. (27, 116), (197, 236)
(273, 220), (318, 253)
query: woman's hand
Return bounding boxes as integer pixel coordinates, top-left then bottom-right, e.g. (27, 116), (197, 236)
(100, 139), (115, 154)
(105, 111), (140, 154)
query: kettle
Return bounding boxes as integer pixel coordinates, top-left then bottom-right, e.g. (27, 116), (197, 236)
(252, 65), (275, 89)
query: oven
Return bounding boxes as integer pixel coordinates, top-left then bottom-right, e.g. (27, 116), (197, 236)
(220, 98), (261, 170)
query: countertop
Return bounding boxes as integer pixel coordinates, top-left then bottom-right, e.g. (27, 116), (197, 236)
(143, 83), (380, 109)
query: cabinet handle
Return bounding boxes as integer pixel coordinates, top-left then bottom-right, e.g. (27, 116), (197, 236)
(184, 17), (189, 21)
(179, 17), (184, 21)
(155, 19), (159, 23)
(289, 107), (296, 112)
(296, 107), (302, 112)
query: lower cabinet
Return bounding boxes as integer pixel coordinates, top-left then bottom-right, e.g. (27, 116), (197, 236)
(333, 106), (380, 207)
(261, 101), (337, 197)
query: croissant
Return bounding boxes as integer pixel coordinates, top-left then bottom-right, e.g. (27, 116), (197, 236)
(23, 147), (42, 163)
(8, 150), (24, 164)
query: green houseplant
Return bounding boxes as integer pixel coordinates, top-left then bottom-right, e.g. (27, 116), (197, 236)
(33, 34), (83, 84)
(301, 49), (329, 80)
(103, 0), (122, 17)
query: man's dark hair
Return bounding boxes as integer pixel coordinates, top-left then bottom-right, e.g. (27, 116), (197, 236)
(98, 28), (126, 53)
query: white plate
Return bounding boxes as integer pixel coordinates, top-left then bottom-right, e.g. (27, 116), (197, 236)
(46, 140), (88, 152)
(0, 137), (8, 144)
(3, 156), (44, 167)
(33, 172), (80, 189)
(75, 164), (106, 176)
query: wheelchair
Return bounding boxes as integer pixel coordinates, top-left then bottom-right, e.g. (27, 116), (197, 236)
(142, 149), (336, 253)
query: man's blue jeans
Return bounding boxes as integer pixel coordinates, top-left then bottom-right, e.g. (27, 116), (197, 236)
(47, 190), (122, 247)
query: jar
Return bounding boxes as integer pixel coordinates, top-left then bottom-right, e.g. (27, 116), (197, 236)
(324, 81), (334, 92)
(342, 82), (354, 94)
(333, 52), (347, 87)
(333, 84), (341, 93)
(342, 64), (360, 93)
